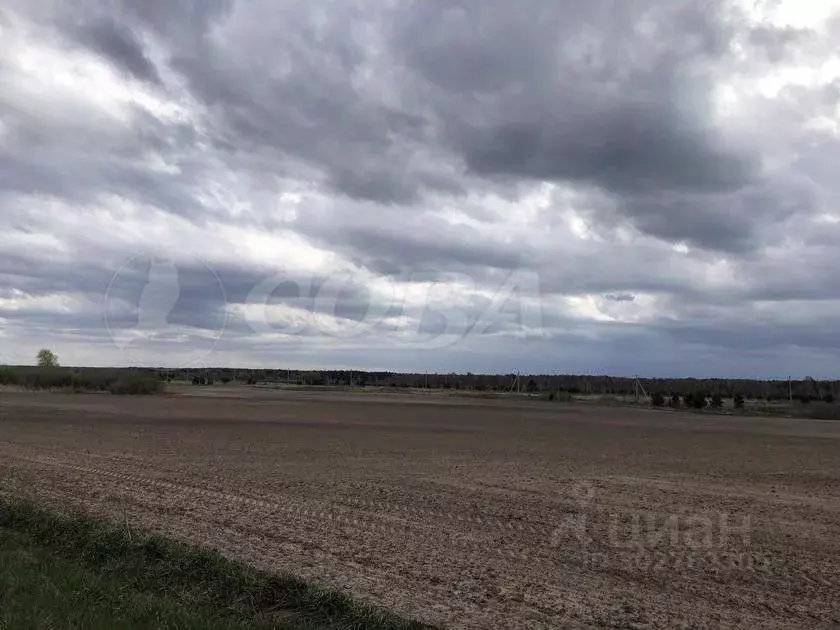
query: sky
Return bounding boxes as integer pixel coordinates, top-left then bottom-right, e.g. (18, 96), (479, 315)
(2, 0), (840, 378)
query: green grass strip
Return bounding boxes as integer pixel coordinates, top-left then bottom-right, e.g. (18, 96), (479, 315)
(0, 499), (434, 630)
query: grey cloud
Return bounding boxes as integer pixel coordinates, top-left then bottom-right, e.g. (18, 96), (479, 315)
(293, 207), (530, 276)
(0, 60), (205, 216)
(748, 25), (813, 63)
(2, 0), (840, 377)
(3, 0), (815, 247)
(120, 0), (233, 42)
(0, 253), (116, 298)
(151, 2), (461, 205)
(391, 0), (752, 192)
(0, 153), (196, 217)
(77, 16), (162, 85)
(615, 173), (817, 252)
(386, 0), (814, 250)
(655, 317), (840, 353)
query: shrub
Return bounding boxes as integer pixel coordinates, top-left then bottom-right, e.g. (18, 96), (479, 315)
(688, 392), (707, 409)
(651, 392), (665, 407)
(545, 391), (573, 402)
(2, 366), (163, 395)
(668, 393), (681, 408)
(22, 367), (72, 390)
(0, 365), (19, 385)
(805, 402), (840, 420)
(823, 393), (835, 404)
(67, 370), (127, 393)
(108, 376), (164, 395)
(733, 393), (745, 409)
(710, 393), (723, 408)
(70, 372), (90, 393)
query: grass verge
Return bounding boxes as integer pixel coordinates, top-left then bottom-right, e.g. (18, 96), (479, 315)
(0, 499), (432, 630)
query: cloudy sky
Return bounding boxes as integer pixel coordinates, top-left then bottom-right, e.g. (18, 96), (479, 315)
(2, 0), (840, 377)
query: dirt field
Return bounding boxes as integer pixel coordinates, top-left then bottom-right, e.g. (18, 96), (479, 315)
(1, 388), (838, 629)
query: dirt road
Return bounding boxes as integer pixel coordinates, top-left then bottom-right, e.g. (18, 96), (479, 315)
(1, 389), (838, 628)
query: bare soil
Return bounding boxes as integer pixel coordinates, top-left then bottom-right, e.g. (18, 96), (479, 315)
(1, 388), (838, 629)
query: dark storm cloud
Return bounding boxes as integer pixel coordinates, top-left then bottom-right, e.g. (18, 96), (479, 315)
(4, 0), (815, 246)
(613, 173), (818, 251)
(107, 0), (800, 251)
(69, 0), (449, 205)
(76, 16), (161, 85)
(390, 1), (748, 185)
(168, 47), (456, 205)
(0, 252), (116, 297)
(384, 0), (797, 250)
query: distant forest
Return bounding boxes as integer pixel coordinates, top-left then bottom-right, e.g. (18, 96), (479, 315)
(3, 364), (838, 403)
(160, 368), (834, 403)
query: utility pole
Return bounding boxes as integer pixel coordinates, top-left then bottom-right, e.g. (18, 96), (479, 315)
(636, 378), (649, 403)
(789, 376), (792, 404)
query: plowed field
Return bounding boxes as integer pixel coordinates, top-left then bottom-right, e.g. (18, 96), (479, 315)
(1, 389), (838, 628)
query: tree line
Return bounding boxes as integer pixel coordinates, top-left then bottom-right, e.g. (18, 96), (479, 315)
(167, 368), (838, 402)
(2, 351), (836, 404)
